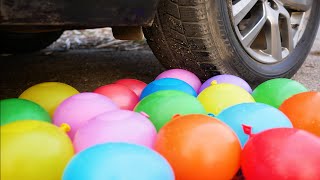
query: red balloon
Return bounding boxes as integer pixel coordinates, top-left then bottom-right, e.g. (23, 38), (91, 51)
(114, 79), (147, 97)
(94, 84), (139, 110)
(242, 128), (320, 180)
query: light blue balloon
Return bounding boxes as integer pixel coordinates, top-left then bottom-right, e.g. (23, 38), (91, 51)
(63, 143), (174, 180)
(217, 103), (292, 148)
(140, 78), (197, 100)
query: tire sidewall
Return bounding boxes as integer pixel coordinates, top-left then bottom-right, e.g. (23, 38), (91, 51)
(211, 0), (320, 79)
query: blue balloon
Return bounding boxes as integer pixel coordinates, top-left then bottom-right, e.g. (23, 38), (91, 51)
(63, 143), (174, 180)
(217, 103), (293, 148)
(140, 78), (197, 100)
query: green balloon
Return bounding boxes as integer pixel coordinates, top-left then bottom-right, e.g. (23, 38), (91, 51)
(252, 78), (308, 108)
(0, 98), (51, 126)
(134, 90), (206, 131)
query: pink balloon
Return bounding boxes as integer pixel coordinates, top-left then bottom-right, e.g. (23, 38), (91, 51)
(156, 69), (201, 93)
(73, 110), (157, 153)
(53, 92), (119, 139)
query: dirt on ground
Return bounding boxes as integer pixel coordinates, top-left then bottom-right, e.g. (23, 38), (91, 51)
(0, 28), (319, 99)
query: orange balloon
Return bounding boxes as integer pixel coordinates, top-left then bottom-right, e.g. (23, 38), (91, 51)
(279, 91), (320, 137)
(155, 114), (241, 180)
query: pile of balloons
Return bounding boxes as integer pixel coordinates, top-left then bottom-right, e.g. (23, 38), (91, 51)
(1, 68), (320, 180)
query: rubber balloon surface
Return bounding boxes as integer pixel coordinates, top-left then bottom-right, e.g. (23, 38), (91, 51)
(0, 98), (50, 126)
(73, 110), (156, 152)
(217, 103), (292, 147)
(63, 143), (174, 180)
(53, 92), (118, 139)
(155, 114), (241, 180)
(134, 90), (206, 131)
(252, 78), (307, 108)
(242, 128), (320, 180)
(198, 83), (255, 115)
(280, 91), (320, 137)
(19, 82), (79, 117)
(155, 69), (201, 92)
(1, 120), (74, 180)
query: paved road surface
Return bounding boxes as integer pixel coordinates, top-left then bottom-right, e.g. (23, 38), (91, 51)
(293, 29), (320, 91)
(0, 31), (319, 99)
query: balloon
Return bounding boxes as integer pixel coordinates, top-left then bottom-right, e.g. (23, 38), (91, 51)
(252, 78), (307, 108)
(53, 92), (118, 139)
(155, 69), (201, 92)
(140, 78), (197, 100)
(19, 82), (79, 117)
(134, 90), (206, 131)
(1, 120), (74, 180)
(241, 128), (320, 180)
(155, 114), (241, 180)
(73, 110), (157, 152)
(279, 91), (320, 137)
(114, 78), (147, 97)
(0, 98), (50, 126)
(199, 74), (252, 93)
(198, 82), (255, 115)
(94, 84), (139, 110)
(63, 143), (174, 180)
(217, 103), (293, 147)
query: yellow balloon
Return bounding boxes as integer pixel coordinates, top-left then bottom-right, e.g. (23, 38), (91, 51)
(19, 82), (79, 117)
(198, 82), (255, 115)
(1, 120), (74, 180)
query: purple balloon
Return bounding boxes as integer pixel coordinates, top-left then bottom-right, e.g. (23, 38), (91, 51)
(199, 74), (252, 93)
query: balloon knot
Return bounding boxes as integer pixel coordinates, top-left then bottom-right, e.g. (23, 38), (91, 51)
(60, 123), (71, 133)
(140, 111), (150, 118)
(172, 114), (181, 119)
(242, 124), (253, 136)
(208, 113), (215, 117)
(210, 80), (218, 86)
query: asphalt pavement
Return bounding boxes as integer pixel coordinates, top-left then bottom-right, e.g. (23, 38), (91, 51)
(292, 29), (320, 91)
(0, 31), (319, 99)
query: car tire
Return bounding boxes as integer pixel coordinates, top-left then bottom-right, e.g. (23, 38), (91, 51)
(0, 31), (63, 54)
(144, 0), (320, 85)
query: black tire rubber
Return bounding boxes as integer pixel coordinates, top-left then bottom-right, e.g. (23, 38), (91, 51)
(144, 0), (320, 85)
(0, 31), (63, 54)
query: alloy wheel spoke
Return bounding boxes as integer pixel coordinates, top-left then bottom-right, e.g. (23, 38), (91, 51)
(242, 14), (267, 47)
(232, 0), (311, 63)
(233, 0), (259, 25)
(277, 2), (294, 51)
(265, 6), (282, 61)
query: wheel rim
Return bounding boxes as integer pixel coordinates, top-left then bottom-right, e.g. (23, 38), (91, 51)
(231, 0), (313, 64)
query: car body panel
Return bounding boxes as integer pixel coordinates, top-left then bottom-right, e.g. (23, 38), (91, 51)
(0, 0), (159, 27)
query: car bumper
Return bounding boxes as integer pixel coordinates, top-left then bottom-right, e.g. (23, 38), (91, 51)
(0, 0), (159, 27)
